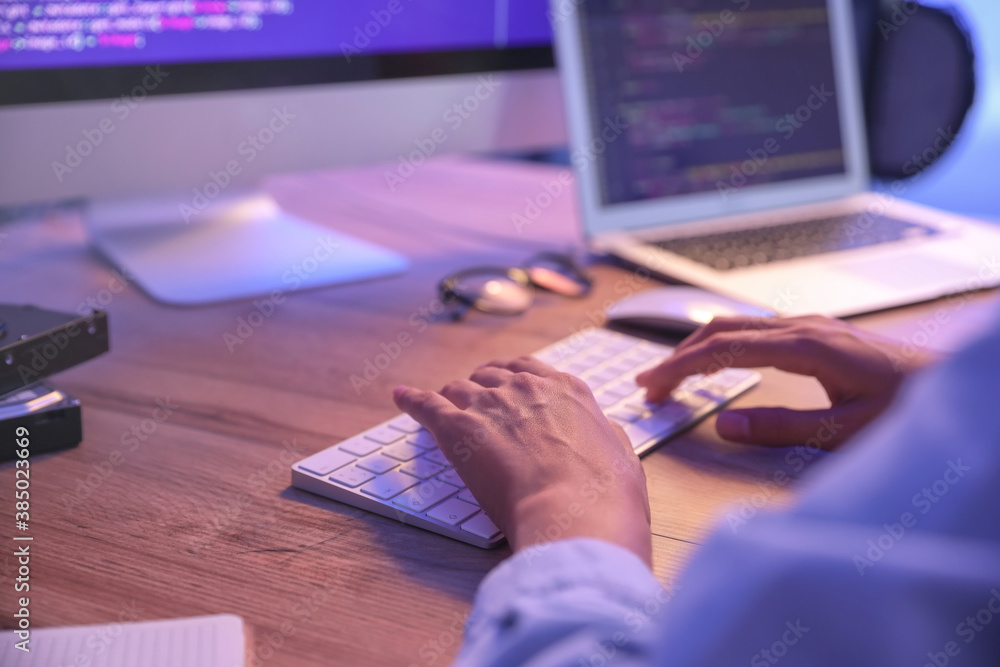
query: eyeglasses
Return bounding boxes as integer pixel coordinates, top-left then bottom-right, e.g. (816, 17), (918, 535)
(439, 252), (593, 318)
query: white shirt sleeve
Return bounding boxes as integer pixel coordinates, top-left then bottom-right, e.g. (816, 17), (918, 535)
(456, 305), (1000, 666)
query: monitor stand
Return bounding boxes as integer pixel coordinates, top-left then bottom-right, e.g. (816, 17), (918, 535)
(85, 191), (409, 306)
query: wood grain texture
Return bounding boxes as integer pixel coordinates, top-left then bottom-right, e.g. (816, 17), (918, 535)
(1, 156), (997, 666)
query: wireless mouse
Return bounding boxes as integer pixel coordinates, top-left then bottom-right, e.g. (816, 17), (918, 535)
(605, 287), (776, 335)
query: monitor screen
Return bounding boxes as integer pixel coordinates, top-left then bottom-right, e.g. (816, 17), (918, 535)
(0, 1), (552, 70)
(577, 0), (846, 206)
(0, 1), (555, 105)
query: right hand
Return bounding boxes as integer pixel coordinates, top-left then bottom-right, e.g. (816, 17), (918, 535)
(635, 315), (937, 448)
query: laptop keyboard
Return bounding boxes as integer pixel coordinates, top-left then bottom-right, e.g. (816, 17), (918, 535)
(292, 328), (760, 548)
(652, 214), (938, 271)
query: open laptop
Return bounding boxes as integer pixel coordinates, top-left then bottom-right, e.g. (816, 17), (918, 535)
(553, 0), (1000, 316)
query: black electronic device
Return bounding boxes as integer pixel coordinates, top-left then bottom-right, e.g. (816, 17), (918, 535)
(0, 305), (109, 397)
(1, 383), (82, 462)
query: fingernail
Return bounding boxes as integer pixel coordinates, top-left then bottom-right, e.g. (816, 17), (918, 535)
(716, 411), (751, 441)
(392, 385), (409, 399)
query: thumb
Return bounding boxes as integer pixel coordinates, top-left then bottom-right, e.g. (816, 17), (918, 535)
(715, 406), (858, 448)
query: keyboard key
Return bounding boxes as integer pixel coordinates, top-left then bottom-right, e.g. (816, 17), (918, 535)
(392, 481), (457, 512)
(406, 430), (438, 450)
(603, 361), (634, 376)
(708, 368), (755, 389)
(625, 413), (684, 448)
(675, 391), (713, 411)
(357, 454), (399, 474)
(595, 391), (620, 408)
(616, 377), (641, 394)
(383, 442), (425, 461)
(399, 457), (446, 480)
(437, 469), (466, 488)
(328, 465), (376, 488)
(364, 424), (407, 446)
(604, 339), (637, 353)
(656, 401), (693, 423)
(389, 414), (422, 434)
(604, 382), (636, 400)
(427, 498), (480, 526)
(457, 488), (480, 506)
(339, 438), (382, 457)
(360, 470), (420, 500)
(298, 449), (356, 476)
(422, 448), (451, 467)
(625, 398), (659, 414)
(534, 344), (576, 365)
(608, 406), (644, 423)
(461, 512), (501, 539)
(590, 369), (620, 385)
(677, 374), (709, 392)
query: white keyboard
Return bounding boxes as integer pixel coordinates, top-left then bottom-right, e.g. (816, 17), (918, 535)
(292, 328), (760, 548)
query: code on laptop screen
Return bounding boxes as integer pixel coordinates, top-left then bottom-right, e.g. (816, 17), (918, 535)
(575, 0), (846, 205)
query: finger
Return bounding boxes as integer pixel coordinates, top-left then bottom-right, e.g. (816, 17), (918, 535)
(392, 385), (466, 432)
(637, 331), (820, 402)
(468, 366), (514, 388)
(675, 315), (787, 353)
(715, 404), (866, 448)
(438, 379), (485, 410)
(482, 355), (561, 378)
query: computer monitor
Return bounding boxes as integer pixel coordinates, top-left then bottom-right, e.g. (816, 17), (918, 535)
(0, 2), (564, 304)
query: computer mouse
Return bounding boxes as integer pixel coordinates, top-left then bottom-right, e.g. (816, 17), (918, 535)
(605, 287), (776, 335)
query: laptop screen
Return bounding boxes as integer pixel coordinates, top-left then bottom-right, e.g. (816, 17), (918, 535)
(577, 0), (847, 207)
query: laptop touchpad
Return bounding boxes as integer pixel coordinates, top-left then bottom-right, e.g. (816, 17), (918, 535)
(835, 254), (972, 290)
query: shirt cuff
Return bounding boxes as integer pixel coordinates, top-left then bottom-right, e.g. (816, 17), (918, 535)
(465, 538), (665, 645)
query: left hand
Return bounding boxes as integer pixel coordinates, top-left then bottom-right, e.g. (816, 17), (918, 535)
(393, 356), (652, 564)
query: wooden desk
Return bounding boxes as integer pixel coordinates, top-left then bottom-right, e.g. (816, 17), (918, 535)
(2, 156), (998, 666)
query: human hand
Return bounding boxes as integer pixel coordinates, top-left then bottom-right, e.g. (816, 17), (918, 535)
(635, 315), (937, 448)
(393, 356), (652, 564)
